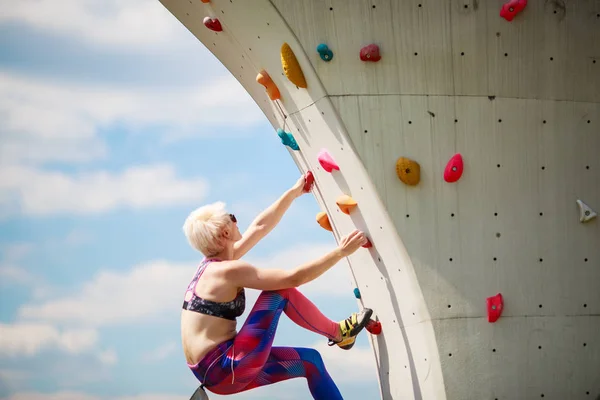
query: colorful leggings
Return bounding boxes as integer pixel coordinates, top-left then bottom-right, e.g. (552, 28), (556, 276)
(188, 288), (343, 399)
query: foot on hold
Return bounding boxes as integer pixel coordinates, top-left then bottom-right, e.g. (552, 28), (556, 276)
(328, 308), (373, 350)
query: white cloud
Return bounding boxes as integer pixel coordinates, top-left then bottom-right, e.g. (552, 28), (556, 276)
(0, 163), (208, 216)
(314, 341), (377, 383)
(143, 341), (178, 362)
(97, 349), (118, 365)
(0, 0), (182, 49)
(0, 266), (32, 285)
(16, 243), (352, 327)
(0, 71), (262, 167)
(0, 323), (98, 356)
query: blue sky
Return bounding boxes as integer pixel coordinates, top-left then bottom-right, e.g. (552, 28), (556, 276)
(0, 1), (380, 399)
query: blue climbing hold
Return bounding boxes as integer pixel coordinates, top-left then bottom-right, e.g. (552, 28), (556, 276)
(277, 128), (299, 151)
(353, 288), (361, 299)
(317, 43), (333, 62)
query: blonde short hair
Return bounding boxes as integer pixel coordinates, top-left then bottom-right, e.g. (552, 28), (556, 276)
(183, 201), (232, 256)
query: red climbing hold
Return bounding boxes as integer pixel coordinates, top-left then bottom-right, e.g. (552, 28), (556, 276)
(500, 0), (527, 21)
(444, 153), (464, 183)
(362, 238), (373, 248)
(317, 149), (339, 172)
(203, 16), (222, 32)
(303, 171), (314, 192)
(486, 293), (504, 323)
(360, 44), (381, 62)
(366, 319), (382, 335)
(201, 0), (210, 3)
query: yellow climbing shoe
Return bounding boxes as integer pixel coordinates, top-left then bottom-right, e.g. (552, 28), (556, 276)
(328, 308), (373, 350)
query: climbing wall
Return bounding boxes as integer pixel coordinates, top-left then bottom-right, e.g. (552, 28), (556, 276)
(159, 0), (600, 399)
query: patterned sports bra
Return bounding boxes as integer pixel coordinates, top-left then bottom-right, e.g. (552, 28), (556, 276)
(182, 258), (246, 321)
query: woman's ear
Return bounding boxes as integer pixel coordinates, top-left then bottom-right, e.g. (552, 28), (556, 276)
(221, 227), (231, 239)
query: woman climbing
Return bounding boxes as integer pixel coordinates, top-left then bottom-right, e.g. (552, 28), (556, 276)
(181, 172), (373, 400)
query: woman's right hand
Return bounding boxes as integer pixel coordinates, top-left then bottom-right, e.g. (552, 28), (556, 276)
(337, 229), (368, 257)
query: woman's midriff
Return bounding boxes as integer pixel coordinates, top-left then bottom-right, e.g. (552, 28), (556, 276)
(181, 309), (238, 365)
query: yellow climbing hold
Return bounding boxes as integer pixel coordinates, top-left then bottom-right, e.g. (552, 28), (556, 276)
(281, 43), (307, 88)
(316, 212), (333, 232)
(336, 195), (358, 215)
(396, 157), (421, 186)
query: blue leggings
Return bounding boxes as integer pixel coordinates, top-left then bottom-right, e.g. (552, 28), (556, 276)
(188, 289), (343, 399)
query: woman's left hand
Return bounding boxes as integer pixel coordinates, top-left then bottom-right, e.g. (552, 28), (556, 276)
(291, 172), (314, 198)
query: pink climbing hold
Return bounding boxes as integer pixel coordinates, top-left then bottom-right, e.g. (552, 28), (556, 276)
(360, 44), (381, 62)
(203, 16), (223, 32)
(317, 149), (339, 172)
(486, 293), (504, 323)
(444, 153), (464, 183)
(500, 0), (527, 21)
(303, 171), (314, 192)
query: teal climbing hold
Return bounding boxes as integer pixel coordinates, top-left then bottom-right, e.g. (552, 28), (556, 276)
(353, 288), (361, 299)
(317, 43), (333, 62)
(277, 128), (299, 151)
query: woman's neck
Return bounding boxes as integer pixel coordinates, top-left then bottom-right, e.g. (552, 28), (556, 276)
(210, 246), (234, 261)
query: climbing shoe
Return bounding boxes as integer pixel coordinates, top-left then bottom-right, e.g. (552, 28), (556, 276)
(328, 308), (373, 350)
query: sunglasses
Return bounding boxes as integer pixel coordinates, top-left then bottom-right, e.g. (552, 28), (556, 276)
(229, 213), (237, 223)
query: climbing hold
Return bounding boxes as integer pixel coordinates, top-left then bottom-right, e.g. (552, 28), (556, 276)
(353, 288), (361, 299)
(396, 157), (421, 186)
(203, 16), (222, 32)
(577, 199), (597, 223)
(444, 153), (464, 183)
(366, 319), (382, 335)
(317, 149), (339, 172)
(277, 128), (299, 151)
(316, 43), (333, 62)
(316, 211), (333, 231)
(303, 171), (314, 192)
(362, 238), (373, 248)
(281, 43), (307, 88)
(336, 195), (357, 215)
(360, 44), (381, 62)
(256, 70), (281, 101)
(500, 0), (527, 21)
(200, 0), (210, 3)
(486, 293), (504, 323)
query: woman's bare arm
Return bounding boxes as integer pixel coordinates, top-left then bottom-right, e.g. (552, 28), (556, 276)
(233, 175), (310, 260)
(224, 230), (367, 291)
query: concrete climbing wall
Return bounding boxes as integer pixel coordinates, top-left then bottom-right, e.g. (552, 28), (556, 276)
(159, 0), (600, 399)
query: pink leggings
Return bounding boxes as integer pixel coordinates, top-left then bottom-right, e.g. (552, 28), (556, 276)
(189, 288), (342, 399)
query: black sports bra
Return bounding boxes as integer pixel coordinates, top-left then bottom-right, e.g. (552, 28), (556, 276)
(182, 258), (245, 321)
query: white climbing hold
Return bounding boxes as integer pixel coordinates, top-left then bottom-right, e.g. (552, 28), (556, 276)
(576, 199), (597, 223)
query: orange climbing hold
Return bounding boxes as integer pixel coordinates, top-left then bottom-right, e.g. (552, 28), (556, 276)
(316, 212), (333, 232)
(256, 70), (281, 101)
(281, 43), (307, 88)
(336, 195), (357, 215)
(396, 157), (420, 186)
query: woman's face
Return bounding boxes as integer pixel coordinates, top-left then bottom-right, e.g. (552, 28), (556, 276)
(229, 213), (242, 241)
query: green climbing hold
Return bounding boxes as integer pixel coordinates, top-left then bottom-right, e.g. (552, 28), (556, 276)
(277, 128), (299, 151)
(317, 43), (333, 62)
